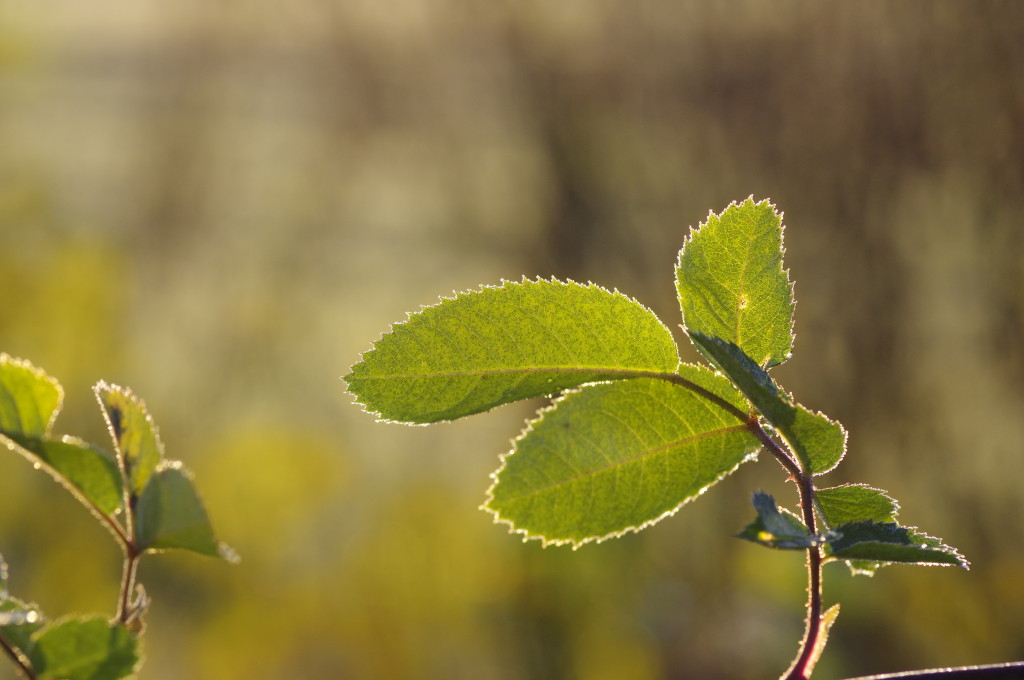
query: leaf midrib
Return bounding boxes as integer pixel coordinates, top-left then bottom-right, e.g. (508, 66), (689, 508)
(350, 367), (679, 380)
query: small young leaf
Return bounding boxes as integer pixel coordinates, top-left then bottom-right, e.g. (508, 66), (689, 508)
(0, 354), (63, 439)
(135, 463), (237, 561)
(816, 484), (898, 527)
(787, 603), (840, 679)
(346, 279), (681, 424)
(689, 334), (846, 474)
(737, 491), (836, 550)
(676, 197), (795, 368)
(1, 435), (124, 516)
(485, 369), (760, 546)
(825, 520), (968, 569)
(94, 382), (163, 496)
(29, 616), (138, 680)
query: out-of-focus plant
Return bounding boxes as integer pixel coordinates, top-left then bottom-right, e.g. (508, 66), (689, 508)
(0, 355), (235, 680)
(345, 197), (1024, 679)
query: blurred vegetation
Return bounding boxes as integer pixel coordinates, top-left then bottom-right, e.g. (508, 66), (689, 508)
(2, 2), (1023, 678)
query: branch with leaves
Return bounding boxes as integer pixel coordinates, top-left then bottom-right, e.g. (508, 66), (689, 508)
(345, 197), (975, 679)
(0, 355), (235, 680)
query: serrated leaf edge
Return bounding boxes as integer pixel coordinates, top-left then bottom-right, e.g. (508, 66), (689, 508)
(93, 381), (166, 460)
(825, 520), (970, 570)
(29, 614), (141, 679)
(342, 276), (679, 425)
(676, 195), (796, 368)
(0, 434), (124, 537)
(481, 376), (760, 548)
(814, 483), (902, 528)
(0, 353), (65, 437)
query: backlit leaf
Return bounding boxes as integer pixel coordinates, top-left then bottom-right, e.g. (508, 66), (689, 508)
(816, 484), (898, 526)
(485, 368), (760, 546)
(346, 279), (680, 424)
(0, 435), (123, 516)
(135, 463), (237, 561)
(0, 354), (62, 439)
(689, 334), (846, 474)
(94, 382), (163, 496)
(676, 197), (794, 368)
(30, 616), (138, 680)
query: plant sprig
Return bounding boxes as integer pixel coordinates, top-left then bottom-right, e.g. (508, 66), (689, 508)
(0, 355), (236, 680)
(345, 197), (969, 678)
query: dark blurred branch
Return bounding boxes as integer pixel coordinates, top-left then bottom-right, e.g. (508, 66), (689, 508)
(842, 661), (1024, 679)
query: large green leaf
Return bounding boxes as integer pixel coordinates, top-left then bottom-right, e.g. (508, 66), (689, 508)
(29, 616), (138, 680)
(135, 463), (237, 561)
(689, 333), (846, 474)
(346, 279), (681, 424)
(676, 197), (795, 368)
(0, 354), (62, 439)
(484, 368), (760, 546)
(0, 435), (123, 516)
(94, 382), (163, 496)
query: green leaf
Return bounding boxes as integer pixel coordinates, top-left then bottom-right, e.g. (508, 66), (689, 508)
(688, 334), (846, 474)
(484, 368), (760, 546)
(737, 491), (836, 550)
(30, 616), (138, 680)
(825, 520), (968, 570)
(0, 435), (123, 516)
(0, 596), (44, 664)
(94, 382), (163, 496)
(346, 279), (681, 424)
(0, 354), (63, 439)
(816, 484), (898, 526)
(676, 197), (795, 368)
(785, 604), (840, 679)
(135, 463), (237, 561)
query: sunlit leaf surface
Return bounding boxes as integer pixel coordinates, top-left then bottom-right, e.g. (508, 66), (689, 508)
(676, 197), (795, 368)
(485, 369), (759, 546)
(346, 279), (680, 423)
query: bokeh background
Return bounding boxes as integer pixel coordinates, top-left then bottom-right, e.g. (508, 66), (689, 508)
(2, 2), (1023, 679)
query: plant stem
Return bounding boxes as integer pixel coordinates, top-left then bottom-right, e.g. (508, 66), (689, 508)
(0, 633), (35, 679)
(661, 371), (829, 679)
(750, 421), (825, 680)
(116, 547), (142, 625)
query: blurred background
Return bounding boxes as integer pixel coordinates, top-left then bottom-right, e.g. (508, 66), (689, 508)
(2, 2), (1023, 678)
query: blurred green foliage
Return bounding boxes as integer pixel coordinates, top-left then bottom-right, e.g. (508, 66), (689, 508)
(2, 2), (1023, 678)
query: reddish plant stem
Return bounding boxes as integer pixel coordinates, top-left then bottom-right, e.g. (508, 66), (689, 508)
(658, 373), (827, 679)
(116, 547), (142, 625)
(748, 420), (824, 680)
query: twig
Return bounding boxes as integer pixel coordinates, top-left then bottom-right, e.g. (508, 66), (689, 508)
(841, 661), (1024, 679)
